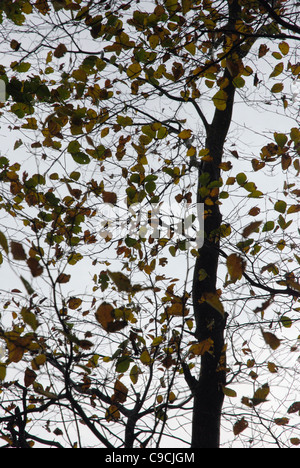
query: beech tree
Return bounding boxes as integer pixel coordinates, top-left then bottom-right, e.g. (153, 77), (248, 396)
(0, 0), (299, 448)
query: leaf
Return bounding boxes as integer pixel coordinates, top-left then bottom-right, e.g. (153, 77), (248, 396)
(269, 62), (284, 78)
(140, 349), (151, 366)
(95, 302), (114, 330)
(274, 200), (287, 213)
(252, 383), (270, 406)
(105, 405), (120, 422)
(24, 367), (37, 387)
(102, 191), (117, 205)
(274, 132), (288, 148)
(0, 231), (9, 254)
(262, 330), (281, 350)
(274, 417), (289, 426)
(166, 302), (188, 317)
(287, 402), (300, 414)
(212, 89), (227, 110)
(0, 363), (6, 381)
(223, 386), (237, 397)
(202, 292), (225, 316)
(242, 221), (262, 238)
(127, 62), (142, 79)
(31, 354), (46, 370)
(226, 253), (246, 282)
(57, 273), (71, 284)
(68, 298), (82, 310)
(20, 276), (35, 295)
(130, 365), (140, 385)
(262, 220), (274, 232)
(112, 379), (128, 403)
(107, 270), (132, 292)
(189, 338), (213, 356)
(54, 43), (67, 58)
(21, 307), (39, 331)
(11, 241), (27, 260)
(233, 417), (248, 436)
(271, 83), (284, 94)
(178, 129), (192, 139)
(279, 41), (289, 56)
(27, 257), (43, 277)
(116, 355), (131, 373)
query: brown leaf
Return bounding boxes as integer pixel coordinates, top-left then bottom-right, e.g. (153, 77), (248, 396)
(24, 368), (37, 388)
(57, 273), (71, 284)
(226, 253), (246, 282)
(287, 401), (300, 414)
(112, 379), (128, 403)
(261, 330), (281, 350)
(27, 257), (43, 277)
(102, 191), (117, 205)
(233, 417), (248, 436)
(54, 43), (68, 58)
(242, 221), (262, 238)
(11, 241), (27, 261)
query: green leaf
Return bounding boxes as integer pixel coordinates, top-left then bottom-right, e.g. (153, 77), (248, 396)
(274, 132), (288, 147)
(262, 220), (274, 232)
(71, 152), (90, 165)
(236, 172), (247, 185)
(0, 232), (9, 254)
(274, 200), (287, 213)
(116, 355), (132, 373)
(280, 315), (292, 328)
(223, 386), (237, 397)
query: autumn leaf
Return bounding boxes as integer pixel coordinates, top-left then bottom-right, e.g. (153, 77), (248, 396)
(233, 417), (248, 436)
(102, 191), (117, 205)
(202, 292), (225, 317)
(107, 270), (132, 292)
(57, 273), (71, 284)
(242, 220), (262, 238)
(226, 253), (246, 282)
(178, 129), (192, 140)
(127, 62), (142, 79)
(140, 349), (151, 366)
(54, 43), (68, 58)
(27, 257), (43, 277)
(111, 379), (128, 403)
(261, 330), (281, 350)
(11, 241), (27, 261)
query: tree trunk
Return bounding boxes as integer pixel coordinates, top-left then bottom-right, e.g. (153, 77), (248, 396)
(191, 22), (238, 445)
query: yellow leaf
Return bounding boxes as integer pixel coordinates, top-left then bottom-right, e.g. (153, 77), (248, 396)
(168, 391), (177, 403)
(127, 62), (142, 79)
(189, 338), (213, 356)
(184, 42), (196, 55)
(178, 129), (192, 139)
(166, 302), (188, 317)
(213, 89), (228, 110)
(140, 349), (151, 366)
(202, 292), (224, 317)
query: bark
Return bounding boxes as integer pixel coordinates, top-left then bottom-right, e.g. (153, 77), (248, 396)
(191, 0), (240, 449)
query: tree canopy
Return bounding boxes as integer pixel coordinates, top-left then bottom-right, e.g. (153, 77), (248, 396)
(0, 0), (299, 448)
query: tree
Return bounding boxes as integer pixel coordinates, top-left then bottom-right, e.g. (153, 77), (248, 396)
(0, 0), (299, 448)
